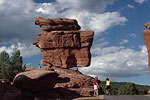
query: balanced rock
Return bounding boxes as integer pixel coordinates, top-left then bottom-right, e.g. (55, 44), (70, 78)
(13, 68), (58, 92)
(0, 82), (21, 100)
(143, 21), (150, 74)
(35, 17), (81, 31)
(33, 31), (94, 68)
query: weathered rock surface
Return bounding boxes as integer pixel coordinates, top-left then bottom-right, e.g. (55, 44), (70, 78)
(143, 21), (150, 74)
(33, 17), (94, 68)
(34, 31), (93, 48)
(28, 17), (94, 99)
(35, 17), (81, 31)
(0, 82), (21, 100)
(24, 67), (36, 71)
(42, 66), (94, 97)
(33, 31), (94, 68)
(13, 68), (58, 92)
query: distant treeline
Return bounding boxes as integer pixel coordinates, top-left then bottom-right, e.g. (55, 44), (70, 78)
(99, 81), (150, 95)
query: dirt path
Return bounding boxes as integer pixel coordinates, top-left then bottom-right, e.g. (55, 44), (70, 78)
(73, 95), (150, 100)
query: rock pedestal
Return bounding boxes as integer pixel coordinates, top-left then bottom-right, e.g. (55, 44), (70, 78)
(33, 17), (94, 68)
(143, 21), (150, 74)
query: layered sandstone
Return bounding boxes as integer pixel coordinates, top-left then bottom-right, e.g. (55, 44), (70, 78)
(143, 21), (150, 74)
(35, 17), (81, 31)
(33, 17), (94, 68)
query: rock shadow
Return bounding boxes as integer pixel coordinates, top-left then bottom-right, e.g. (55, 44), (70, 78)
(57, 77), (70, 83)
(55, 87), (82, 99)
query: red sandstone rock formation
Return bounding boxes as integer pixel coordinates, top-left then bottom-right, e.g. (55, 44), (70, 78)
(35, 17), (81, 31)
(40, 66), (94, 98)
(0, 82), (21, 100)
(33, 17), (94, 68)
(13, 68), (58, 92)
(52, 67), (94, 97)
(13, 17), (94, 99)
(143, 21), (150, 74)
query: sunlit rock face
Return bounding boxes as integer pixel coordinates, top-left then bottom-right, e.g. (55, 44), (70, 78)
(33, 17), (94, 68)
(143, 21), (150, 74)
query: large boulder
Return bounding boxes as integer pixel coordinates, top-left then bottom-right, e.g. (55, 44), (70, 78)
(33, 31), (94, 68)
(35, 17), (81, 31)
(13, 68), (58, 92)
(0, 82), (21, 100)
(33, 17), (94, 68)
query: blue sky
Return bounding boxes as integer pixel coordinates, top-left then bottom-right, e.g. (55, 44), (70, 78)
(0, 0), (150, 85)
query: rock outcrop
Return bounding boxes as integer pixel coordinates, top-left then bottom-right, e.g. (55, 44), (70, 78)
(33, 17), (94, 68)
(12, 17), (94, 99)
(13, 68), (58, 92)
(0, 82), (21, 100)
(143, 21), (150, 74)
(52, 67), (94, 97)
(34, 66), (94, 99)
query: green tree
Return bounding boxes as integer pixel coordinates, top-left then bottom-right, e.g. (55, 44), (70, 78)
(0, 51), (11, 79)
(118, 83), (138, 95)
(11, 50), (23, 72)
(0, 50), (23, 81)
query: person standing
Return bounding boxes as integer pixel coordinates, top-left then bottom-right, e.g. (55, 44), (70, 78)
(93, 76), (99, 96)
(105, 78), (111, 95)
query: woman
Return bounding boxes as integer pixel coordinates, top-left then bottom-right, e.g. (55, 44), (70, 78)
(93, 76), (99, 96)
(105, 78), (111, 95)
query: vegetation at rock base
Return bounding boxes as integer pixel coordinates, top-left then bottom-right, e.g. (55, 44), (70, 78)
(99, 81), (150, 95)
(0, 50), (24, 81)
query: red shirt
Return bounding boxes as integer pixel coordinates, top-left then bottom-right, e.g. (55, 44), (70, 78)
(94, 80), (98, 85)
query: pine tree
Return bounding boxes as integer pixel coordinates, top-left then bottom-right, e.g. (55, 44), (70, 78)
(0, 50), (23, 81)
(0, 51), (11, 79)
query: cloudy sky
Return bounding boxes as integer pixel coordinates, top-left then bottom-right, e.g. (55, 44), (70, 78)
(0, 0), (150, 85)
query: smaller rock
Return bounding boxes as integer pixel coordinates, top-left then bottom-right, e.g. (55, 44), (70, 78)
(35, 17), (81, 31)
(13, 68), (58, 92)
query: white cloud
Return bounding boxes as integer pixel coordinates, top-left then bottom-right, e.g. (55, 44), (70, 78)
(0, 0), (123, 43)
(135, 0), (146, 4)
(129, 33), (137, 38)
(120, 39), (129, 45)
(0, 43), (40, 57)
(127, 4), (134, 8)
(0, 0), (127, 55)
(80, 45), (148, 79)
(56, 0), (114, 12)
(0, 0), (4, 5)
(65, 10), (127, 34)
